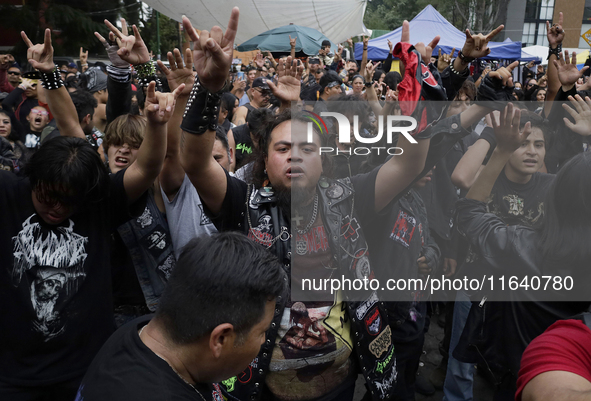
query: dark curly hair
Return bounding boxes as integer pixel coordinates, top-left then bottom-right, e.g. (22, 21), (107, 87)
(250, 109), (333, 188)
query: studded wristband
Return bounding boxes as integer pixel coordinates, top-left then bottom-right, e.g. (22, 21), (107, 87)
(449, 60), (469, 76)
(39, 65), (64, 90)
(458, 50), (474, 63)
(180, 80), (223, 135)
(547, 44), (562, 60)
(134, 60), (161, 89)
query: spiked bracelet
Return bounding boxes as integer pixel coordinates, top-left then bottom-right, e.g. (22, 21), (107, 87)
(180, 80), (223, 135)
(39, 65), (64, 90)
(449, 60), (469, 76)
(134, 60), (161, 89)
(547, 44), (562, 60)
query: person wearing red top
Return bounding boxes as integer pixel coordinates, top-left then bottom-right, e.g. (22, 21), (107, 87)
(517, 319), (591, 401)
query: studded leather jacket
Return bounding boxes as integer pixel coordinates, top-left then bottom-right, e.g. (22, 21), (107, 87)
(220, 175), (397, 401)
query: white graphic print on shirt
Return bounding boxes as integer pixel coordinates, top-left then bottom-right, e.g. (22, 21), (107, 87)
(11, 215), (88, 340)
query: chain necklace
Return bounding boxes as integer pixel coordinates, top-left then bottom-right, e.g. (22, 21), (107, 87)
(139, 326), (206, 401)
(295, 194), (319, 235)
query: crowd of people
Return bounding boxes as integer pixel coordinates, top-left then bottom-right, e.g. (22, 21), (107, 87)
(1, 6), (591, 401)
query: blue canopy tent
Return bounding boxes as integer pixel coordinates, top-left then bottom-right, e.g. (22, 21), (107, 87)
(355, 5), (523, 61)
(237, 25), (338, 57)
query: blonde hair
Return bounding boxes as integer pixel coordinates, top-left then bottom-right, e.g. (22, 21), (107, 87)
(103, 114), (146, 150)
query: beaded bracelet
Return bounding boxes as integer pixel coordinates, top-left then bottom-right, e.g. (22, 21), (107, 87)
(40, 65), (64, 90)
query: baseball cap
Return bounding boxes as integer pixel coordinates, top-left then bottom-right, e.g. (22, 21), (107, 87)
(252, 77), (270, 90)
(83, 67), (108, 93)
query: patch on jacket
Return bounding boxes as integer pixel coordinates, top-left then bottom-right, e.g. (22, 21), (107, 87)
(390, 210), (417, 248)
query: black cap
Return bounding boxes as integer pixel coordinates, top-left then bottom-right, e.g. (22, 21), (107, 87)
(252, 77), (270, 89)
(319, 70), (342, 90)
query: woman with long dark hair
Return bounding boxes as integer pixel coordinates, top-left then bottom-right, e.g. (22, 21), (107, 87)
(0, 108), (27, 171)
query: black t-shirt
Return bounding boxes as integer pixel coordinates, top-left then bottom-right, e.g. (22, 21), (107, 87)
(0, 169), (145, 385)
(485, 170), (555, 227)
(76, 316), (224, 401)
(230, 124), (254, 169)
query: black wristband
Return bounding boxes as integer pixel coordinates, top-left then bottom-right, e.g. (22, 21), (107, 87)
(476, 75), (513, 110)
(479, 126), (497, 149)
(458, 50), (474, 63)
(39, 65), (64, 90)
(449, 60), (469, 77)
(547, 44), (562, 60)
(180, 80), (222, 135)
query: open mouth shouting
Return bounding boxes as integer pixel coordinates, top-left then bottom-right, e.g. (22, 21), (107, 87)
(523, 158), (538, 168)
(114, 156), (131, 168)
(287, 166), (304, 179)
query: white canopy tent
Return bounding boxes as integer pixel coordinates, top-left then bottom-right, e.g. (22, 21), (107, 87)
(522, 45), (590, 66)
(141, 0), (371, 45)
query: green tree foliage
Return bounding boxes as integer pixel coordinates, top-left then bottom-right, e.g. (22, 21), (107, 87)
(363, 0), (430, 31)
(0, 0), (121, 60)
(140, 10), (182, 60)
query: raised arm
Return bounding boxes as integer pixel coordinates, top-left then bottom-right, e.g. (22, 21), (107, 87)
(289, 35), (296, 60)
(266, 56), (303, 113)
(466, 104), (530, 202)
(157, 48), (195, 200)
(374, 28), (439, 211)
(544, 11), (564, 115)
(123, 81), (184, 202)
(22, 29), (85, 139)
(359, 36), (369, 78)
(179, 10), (239, 215)
(363, 61), (384, 117)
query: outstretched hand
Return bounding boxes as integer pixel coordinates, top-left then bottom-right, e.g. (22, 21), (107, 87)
(267, 56), (303, 104)
(553, 50), (588, 88)
(491, 103), (530, 152)
(562, 94), (591, 136)
(144, 81), (185, 125)
(364, 61), (378, 82)
(157, 48), (194, 95)
(103, 18), (151, 65)
(400, 20), (439, 62)
(488, 61), (519, 88)
(437, 47), (455, 71)
(546, 12), (564, 47)
(183, 8), (239, 92)
(21, 29), (55, 73)
(461, 25), (504, 59)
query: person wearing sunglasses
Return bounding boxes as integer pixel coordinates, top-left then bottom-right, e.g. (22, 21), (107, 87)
(233, 77), (272, 126)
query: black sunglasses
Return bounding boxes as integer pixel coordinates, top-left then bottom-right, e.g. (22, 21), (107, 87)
(7, 71), (20, 76)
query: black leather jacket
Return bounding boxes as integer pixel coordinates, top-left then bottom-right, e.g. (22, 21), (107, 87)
(220, 176), (397, 401)
(453, 198), (591, 384)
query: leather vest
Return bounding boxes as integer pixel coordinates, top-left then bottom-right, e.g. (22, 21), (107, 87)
(221, 177), (397, 401)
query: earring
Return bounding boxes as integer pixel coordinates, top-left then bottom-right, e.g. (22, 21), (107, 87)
(264, 169), (267, 175)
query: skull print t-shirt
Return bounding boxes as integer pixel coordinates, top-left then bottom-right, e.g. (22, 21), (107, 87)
(0, 169), (145, 385)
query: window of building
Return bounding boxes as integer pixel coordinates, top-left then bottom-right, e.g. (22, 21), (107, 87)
(584, 0), (591, 21)
(522, 0), (554, 46)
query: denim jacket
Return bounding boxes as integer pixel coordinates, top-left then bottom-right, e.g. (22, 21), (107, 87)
(117, 192), (175, 312)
